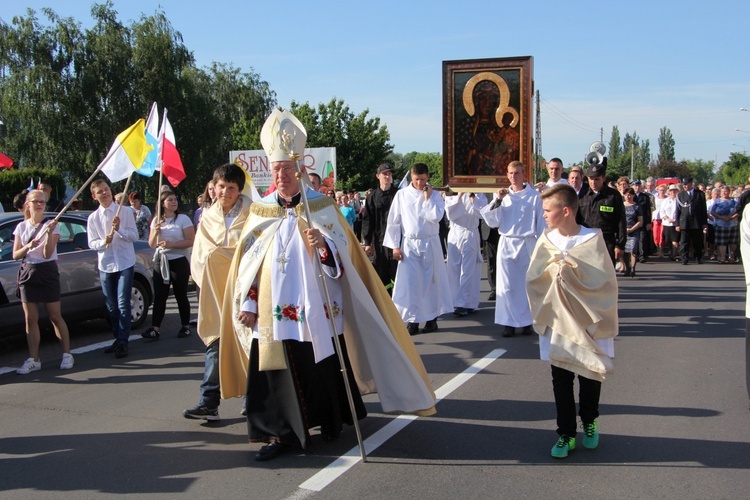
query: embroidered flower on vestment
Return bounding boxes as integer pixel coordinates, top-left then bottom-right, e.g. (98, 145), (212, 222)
(247, 284), (258, 302)
(273, 304), (304, 322)
(324, 301), (341, 319)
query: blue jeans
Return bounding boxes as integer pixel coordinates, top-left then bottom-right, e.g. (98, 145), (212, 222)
(200, 340), (220, 409)
(100, 266), (134, 344)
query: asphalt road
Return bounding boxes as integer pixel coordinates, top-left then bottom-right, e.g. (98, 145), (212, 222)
(1, 258), (749, 499)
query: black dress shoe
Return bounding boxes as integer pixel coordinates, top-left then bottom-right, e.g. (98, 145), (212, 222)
(501, 326), (515, 337)
(104, 341), (118, 354)
(488, 291), (496, 301)
(406, 322), (419, 335)
(453, 307), (468, 317)
(320, 424), (341, 442)
(114, 343), (128, 358)
(255, 442), (291, 461)
(422, 319), (438, 333)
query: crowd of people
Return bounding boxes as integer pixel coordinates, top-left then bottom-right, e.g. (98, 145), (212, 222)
(10, 109), (748, 461)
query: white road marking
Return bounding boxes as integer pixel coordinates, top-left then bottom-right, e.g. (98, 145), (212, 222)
(297, 348), (507, 492)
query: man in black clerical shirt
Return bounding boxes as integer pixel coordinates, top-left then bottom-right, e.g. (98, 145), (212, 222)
(362, 163), (399, 292)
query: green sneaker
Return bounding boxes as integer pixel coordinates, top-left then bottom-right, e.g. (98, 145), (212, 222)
(551, 435), (575, 458)
(582, 421), (599, 449)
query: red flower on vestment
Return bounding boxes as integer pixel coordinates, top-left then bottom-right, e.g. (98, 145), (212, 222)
(282, 305), (299, 321)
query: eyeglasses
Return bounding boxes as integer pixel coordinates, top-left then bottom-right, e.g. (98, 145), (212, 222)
(29, 200), (46, 205)
(271, 165), (295, 174)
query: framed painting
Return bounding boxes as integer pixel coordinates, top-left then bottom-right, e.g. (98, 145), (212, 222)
(442, 56), (533, 192)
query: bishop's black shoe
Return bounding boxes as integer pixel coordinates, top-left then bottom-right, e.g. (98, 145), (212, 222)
(501, 325), (515, 338)
(255, 441), (291, 461)
(320, 424), (341, 442)
(406, 322), (419, 335)
(488, 291), (496, 301)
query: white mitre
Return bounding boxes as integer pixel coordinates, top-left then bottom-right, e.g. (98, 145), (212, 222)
(260, 109), (307, 162)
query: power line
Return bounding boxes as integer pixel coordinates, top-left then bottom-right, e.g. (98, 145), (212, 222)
(540, 97), (600, 134)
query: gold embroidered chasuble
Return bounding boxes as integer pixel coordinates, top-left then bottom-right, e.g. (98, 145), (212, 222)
(218, 189), (436, 416)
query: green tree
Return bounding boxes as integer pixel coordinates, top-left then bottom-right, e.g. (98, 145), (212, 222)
(607, 126), (622, 163)
(0, 2), (277, 203)
(658, 126), (675, 163)
(0, 7), (86, 174)
(606, 130), (650, 181)
(402, 151), (443, 186)
(172, 62), (276, 197)
(715, 152), (750, 185)
(651, 160), (691, 180)
(685, 159), (715, 185)
(290, 99), (393, 192)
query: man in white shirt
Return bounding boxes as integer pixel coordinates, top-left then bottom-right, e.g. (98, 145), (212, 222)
(481, 161), (546, 337)
(87, 179), (139, 358)
(545, 158), (568, 189)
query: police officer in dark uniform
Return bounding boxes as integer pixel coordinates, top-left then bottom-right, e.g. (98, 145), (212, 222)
(577, 160), (627, 265)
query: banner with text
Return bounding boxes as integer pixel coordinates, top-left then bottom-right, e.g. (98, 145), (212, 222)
(230, 147), (336, 193)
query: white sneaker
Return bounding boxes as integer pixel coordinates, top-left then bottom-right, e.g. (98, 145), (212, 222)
(17, 358), (41, 375)
(60, 353), (74, 370)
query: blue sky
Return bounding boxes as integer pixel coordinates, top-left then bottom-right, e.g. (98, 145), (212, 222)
(3, 0), (749, 171)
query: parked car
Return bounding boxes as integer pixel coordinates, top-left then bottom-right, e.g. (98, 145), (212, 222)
(0, 211), (154, 336)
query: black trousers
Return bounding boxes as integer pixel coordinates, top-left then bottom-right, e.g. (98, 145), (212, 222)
(640, 228), (652, 259)
(679, 228), (704, 262)
(483, 230), (499, 293)
(372, 243), (398, 293)
(551, 365), (602, 437)
(601, 234), (617, 266)
(152, 256), (191, 327)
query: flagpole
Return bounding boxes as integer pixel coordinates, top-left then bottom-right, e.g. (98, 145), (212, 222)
(34, 146), (117, 242)
(155, 161), (165, 245)
(292, 154), (368, 463)
(105, 172), (134, 248)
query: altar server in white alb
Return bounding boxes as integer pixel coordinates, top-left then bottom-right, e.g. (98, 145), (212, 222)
(480, 161), (546, 337)
(445, 191), (488, 316)
(384, 162), (453, 335)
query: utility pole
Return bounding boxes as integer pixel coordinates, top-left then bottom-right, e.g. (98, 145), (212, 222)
(534, 90), (542, 182)
(630, 143), (634, 180)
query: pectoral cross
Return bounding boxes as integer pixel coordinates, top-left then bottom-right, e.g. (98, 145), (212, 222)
(276, 251), (289, 273)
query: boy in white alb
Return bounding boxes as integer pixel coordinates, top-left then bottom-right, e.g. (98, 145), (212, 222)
(445, 192), (487, 315)
(526, 184), (618, 459)
(383, 162), (453, 334)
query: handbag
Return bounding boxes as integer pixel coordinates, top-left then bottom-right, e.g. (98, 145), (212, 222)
(15, 219), (48, 298)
